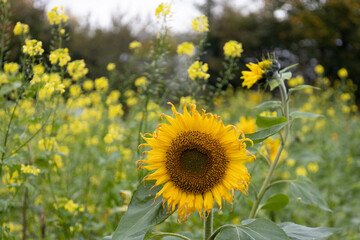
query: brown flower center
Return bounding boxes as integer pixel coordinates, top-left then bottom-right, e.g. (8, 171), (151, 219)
(166, 131), (228, 194)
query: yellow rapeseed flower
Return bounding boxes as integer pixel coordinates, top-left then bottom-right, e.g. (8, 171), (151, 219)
(21, 164), (40, 175)
(177, 42), (195, 56)
(340, 93), (351, 102)
(307, 162), (319, 173)
(241, 60), (271, 88)
(0, 73), (8, 86)
(33, 64), (45, 75)
(106, 90), (121, 105)
(286, 158), (296, 167)
(261, 137), (287, 163)
(314, 64), (324, 75)
(337, 68), (348, 79)
(155, 3), (171, 19)
(135, 76), (147, 87)
(108, 104), (124, 118)
(107, 62), (116, 71)
(13, 22), (29, 35)
(187, 61), (210, 81)
(69, 84), (81, 98)
(129, 40), (141, 50)
(67, 60), (88, 80)
(288, 75), (304, 87)
(22, 39), (44, 56)
(83, 80), (94, 91)
(95, 77), (109, 92)
(236, 116), (257, 134)
(49, 48), (71, 67)
(296, 166), (307, 176)
(47, 6), (68, 25)
(4, 62), (19, 74)
(138, 103), (254, 221)
(192, 15), (209, 33)
(223, 40), (243, 58)
(64, 199), (79, 213)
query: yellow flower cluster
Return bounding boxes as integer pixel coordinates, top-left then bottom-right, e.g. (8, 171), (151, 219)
(83, 80), (94, 91)
(49, 48), (71, 67)
(288, 75), (304, 87)
(340, 93), (351, 102)
(192, 15), (209, 33)
(261, 137), (287, 163)
(4, 62), (19, 74)
(236, 116), (257, 134)
(187, 61), (210, 81)
(135, 76), (147, 87)
(95, 77), (109, 92)
(67, 60), (88, 80)
(0, 73), (8, 86)
(241, 60), (272, 88)
(21, 164), (41, 175)
(35, 73), (65, 100)
(337, 68), (348, 78)
(155, 3), (171, 19)
(108, 104), (124, 118)
(129, 40), (141, 50)
(104, 124), (124, 144)
(106, 90), (120, 105)
(47, 6), (69, 25)
(223, 40), (243, 58)
(22, 39), (44, 56)
(314, 64), (324, 75)
(13, 22), (29, 36)
(69, 84), (81, 97)
(107, 62), (116, 71)
(63, 199), (84, 213)
(177, 42), (195, 56)
(33, 64), (45, 75)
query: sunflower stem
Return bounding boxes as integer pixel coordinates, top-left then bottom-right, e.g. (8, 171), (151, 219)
(204, 210), (213, 240)
(248, 74), (290, 219)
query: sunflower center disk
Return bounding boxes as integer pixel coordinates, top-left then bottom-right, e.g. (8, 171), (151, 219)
(166, 131), (228, 194)
(180, 149), (208, 176)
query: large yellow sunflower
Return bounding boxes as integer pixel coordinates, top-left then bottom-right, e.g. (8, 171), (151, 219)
(137, 103), (254, 221)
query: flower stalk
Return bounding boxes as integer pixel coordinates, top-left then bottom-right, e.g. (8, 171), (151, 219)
(204, 210), (213, 240)
(248, 72), (290, 219)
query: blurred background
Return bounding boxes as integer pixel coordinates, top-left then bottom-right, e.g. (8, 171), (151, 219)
(5, 0), (360, 101)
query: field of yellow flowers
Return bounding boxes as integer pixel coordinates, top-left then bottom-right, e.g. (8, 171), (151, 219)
(1, 1), (359, 240)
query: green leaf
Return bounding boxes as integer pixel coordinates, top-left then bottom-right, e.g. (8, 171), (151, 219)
(246, 122), (288, 144)
(290, 111), (322, 119)
(211, 219), (289, 240)
(254, 101), (282, 110)
(269, 79), (281, 91)
(112, 181), (172, 240)
(0, 146), (4, 153)
(256, 115), (287, 128)
(261, 193), (289, 211)
(0, 85), (13, 95)
(280, 64), (298, 73)
(289, 85), (320, 93)
(281, 72), (292, 80)
(278, 222), (336, 240)
(290, 176), (331, 212)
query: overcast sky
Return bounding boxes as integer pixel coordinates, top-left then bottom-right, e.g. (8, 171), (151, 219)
(35, 0), (262, 33)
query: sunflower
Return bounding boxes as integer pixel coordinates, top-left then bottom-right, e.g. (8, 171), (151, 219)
(137, 103), (254, 221)
(241, 60), (272, 88)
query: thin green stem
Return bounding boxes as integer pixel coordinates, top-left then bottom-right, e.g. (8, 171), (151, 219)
(0, 101), (19, 176)
(151, 232), (191, 240)
(266, 179), (293, 190)
(248, 73), (290, 219)
(204, 210), (213, 240)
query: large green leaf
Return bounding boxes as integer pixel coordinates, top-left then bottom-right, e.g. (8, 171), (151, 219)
(111, 181), (172, 240)
(256, 115), (287, 128)
(211, 219), (289, 240)
(290, 176), (331, 212)
(254, 101), (282, 110)
(144, 231), (192, 240)
(290, 111), (322, 119)
(289, 85), (320, 94)
(261, 193), (289, 211)
(279, 222), (336, 240)
(281, 72), (292, 81)
(269, 79), (282, 91)
(246, 122), (288, 144)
